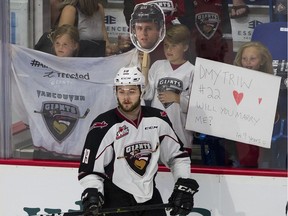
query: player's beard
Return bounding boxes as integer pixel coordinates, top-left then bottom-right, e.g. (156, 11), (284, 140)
(117, 97), (141, 113)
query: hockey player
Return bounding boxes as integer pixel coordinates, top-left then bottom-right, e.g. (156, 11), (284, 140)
(78, 66), (199, 216)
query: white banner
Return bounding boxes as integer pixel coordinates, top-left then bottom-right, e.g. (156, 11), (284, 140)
(186, 58), (281, 148)
(11, 45), (138, 156)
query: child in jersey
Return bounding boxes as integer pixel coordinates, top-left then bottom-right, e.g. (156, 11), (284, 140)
(52, 24), (80, 57)
(143, 24), (194, 153)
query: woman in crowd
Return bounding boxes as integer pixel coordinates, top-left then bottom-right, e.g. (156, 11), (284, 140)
(57, 0), (112, 55)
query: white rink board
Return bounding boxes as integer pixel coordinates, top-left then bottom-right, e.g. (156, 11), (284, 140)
(0, 165), (287, 216)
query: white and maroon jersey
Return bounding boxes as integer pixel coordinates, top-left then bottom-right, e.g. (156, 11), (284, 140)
(78, 106), (191, 203)
(143, 60), (194, 149)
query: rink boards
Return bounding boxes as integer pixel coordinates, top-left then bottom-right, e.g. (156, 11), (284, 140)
(0, 161), (287, 216)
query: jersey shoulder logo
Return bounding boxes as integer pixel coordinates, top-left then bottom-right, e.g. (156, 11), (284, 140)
(124, 142), (153, 176)
(90, 121), (108, 130)
(195, 12), (220, 40)
(160, 111), (168, 117)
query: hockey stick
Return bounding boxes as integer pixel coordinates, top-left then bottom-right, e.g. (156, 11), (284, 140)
(34, 108), (90, 119)
(33, 203), (173, 216)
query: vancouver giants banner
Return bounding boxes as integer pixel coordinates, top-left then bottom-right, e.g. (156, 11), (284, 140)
(11, 45), (137, 157)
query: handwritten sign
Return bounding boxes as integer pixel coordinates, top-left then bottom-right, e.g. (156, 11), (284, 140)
(186, 58), (281, 148)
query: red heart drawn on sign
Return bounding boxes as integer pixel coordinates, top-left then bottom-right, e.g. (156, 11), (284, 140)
(258, 98), (262, 104)
(233, 90), (243, 105)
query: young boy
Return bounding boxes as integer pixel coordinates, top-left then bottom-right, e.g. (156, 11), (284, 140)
(143, 24), (194, 152)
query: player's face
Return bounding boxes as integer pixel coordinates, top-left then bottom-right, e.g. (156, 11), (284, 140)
(241, 47), (263, 71)
(116, 85), (141, 113)
(54, 34), (78, 57)
(163, 39), (188, 64)
(134, 22), (159, 49)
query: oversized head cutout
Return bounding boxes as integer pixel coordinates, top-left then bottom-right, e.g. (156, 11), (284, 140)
(130, 3), (165, 53)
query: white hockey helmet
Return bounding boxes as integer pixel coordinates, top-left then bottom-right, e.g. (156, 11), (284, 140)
(114, 66), (145, 92)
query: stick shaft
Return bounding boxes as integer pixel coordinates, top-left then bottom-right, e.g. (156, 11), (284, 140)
(35, 203), (172, 216)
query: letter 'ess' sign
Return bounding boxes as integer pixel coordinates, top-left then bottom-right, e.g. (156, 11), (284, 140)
(186, 58), (281, 148)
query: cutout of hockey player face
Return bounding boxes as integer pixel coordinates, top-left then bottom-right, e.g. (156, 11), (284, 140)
(130, 3), (165, 53)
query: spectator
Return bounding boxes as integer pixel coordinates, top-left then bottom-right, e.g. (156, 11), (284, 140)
(142, 24), (194, 153)
(189, 0), (233, 64)
(57, 0), (112, 55)
(50, 0), (63, 27)
(78, 66), (199, 216)
(273, 0), (287, 21)
(234, 41), (273, 74)
(233, 41), (274, 168)
(230, 0), (250, 19)
(52, 24), (80, 57)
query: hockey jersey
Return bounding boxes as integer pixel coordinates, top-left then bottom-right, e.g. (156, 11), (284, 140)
(143, 60), (194, 149)
(191, 0), (232, 62)
(78, 106), (191, 203)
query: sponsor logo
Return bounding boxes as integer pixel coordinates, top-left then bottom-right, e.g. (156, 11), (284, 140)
(43, 71), (90, 80)
(105, 15), (116, 24)
(145, 125), (158, 130)
(23, 202), (211, 216)
(248, 20), (263, 29)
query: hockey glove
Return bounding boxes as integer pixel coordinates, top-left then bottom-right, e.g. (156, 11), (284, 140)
(168, 178), (199, 216)
(81, 188), (104, 216)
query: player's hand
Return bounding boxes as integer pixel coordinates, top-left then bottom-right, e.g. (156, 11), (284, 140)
(168, 178), (199, 216)
(81, 188), (104, 216)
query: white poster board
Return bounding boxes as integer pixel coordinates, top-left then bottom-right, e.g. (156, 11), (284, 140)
(186, 58), (281, 148)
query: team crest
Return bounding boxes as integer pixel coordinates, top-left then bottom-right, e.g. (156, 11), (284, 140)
(157, 77), (183, 108)
(124, 142), (153, 176)
(38, 102), (80, 142)
(116, 125), (129, 140)
(195, 12), (220, 40)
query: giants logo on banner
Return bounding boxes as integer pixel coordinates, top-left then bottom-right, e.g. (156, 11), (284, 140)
(35, 102), (80, 143)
